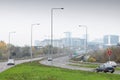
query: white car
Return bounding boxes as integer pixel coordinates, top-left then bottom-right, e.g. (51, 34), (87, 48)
(106, 61), (117, 67)
(7, 59), (15, 65)
(48, 57), (53, 61)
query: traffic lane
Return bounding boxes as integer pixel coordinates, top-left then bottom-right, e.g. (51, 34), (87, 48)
(0, 59), (32, 73)
(40, 56), (120, 74)
(41, 56), (93, 72)
(0, 62), (14, 72)
(0, 57), (43, 73)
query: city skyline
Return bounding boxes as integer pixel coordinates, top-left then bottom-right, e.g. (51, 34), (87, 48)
(0, 0), (120, 46)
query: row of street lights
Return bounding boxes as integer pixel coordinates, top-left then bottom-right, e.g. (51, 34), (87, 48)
(8, 8), (64, 62)
(9, 7), (88, 62)
(50, 8), (88, 60)
(8, 24), (40, 62)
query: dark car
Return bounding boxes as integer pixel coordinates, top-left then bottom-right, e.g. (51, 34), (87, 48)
(95, 63), (115, 73)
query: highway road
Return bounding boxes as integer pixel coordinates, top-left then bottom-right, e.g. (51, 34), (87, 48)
(40, 56), (120, 74)
(0, 53), (65, 73)
(0, 57), (43, 73)
(41, 56), (94, 72)
(1, 56), (120, 74)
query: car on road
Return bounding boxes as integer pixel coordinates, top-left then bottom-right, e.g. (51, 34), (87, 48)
(95, 63), (115, 73)
(106, 61), (117, 67)
(48, 57), (53, 61)
(7, 59), (15, 65)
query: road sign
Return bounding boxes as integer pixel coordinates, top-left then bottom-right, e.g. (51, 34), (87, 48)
(107, 48), (112, 56)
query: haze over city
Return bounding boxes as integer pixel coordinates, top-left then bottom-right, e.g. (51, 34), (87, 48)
(0, 0), (120, 46)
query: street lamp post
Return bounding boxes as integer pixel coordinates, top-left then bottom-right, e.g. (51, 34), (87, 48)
(50, 8), (64, 60)
(31, 23), (40, 62)
(79, 25), (87, 54)
(8, 31), (16, 59)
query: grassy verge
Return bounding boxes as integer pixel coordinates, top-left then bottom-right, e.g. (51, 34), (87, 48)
(0, 61), (120, 80)
(69, 63), (120, 70)
(68, 63), (99, 68)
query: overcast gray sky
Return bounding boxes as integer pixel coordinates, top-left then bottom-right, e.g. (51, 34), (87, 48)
(0, 0), (120, 46)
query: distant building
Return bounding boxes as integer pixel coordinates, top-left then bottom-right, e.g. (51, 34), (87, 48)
(34, 40), (43, 49)
(39, 38), (85, 49)
(53, 39), (62, 47)
(39, 32), (85, 49)
(64, 32), (72, 47)
(71, 38), (85, 49)
(88, 39), (103, 50)
(34, 40), (41, 46)
(40, 39), (51, 47)
(103, 35), (119, 46)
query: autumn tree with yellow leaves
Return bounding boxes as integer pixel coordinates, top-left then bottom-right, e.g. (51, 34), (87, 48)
(0, 41), (8, 59)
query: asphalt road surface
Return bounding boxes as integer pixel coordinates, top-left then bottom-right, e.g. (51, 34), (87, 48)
(0, 57), (43, 73)
(41, 56), (94, 71)
(1, 56), (120, 74)
(40, 56), (120, 74)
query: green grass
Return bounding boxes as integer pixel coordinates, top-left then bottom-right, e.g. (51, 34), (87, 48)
(69, 63), (120, 70)
(0, 61), (120, 80)
(68, 63), (98, 68)
(116, 67), (120, 70)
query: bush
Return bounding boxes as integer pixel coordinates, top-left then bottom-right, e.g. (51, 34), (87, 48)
(91, 46), (120, 63)
(88, 57), (96, 62)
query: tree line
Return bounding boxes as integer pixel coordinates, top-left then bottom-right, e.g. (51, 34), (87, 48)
(90, 46), (120, 63)
(0, 40), (32, 60)
(0, 41), (68, 61)
(71, 45), (120, 63)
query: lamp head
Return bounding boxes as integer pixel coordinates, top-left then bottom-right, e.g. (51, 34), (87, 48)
(79, 25), (83, 28)
(61, 8), (64, 10)
(36, 23), (40, 25)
